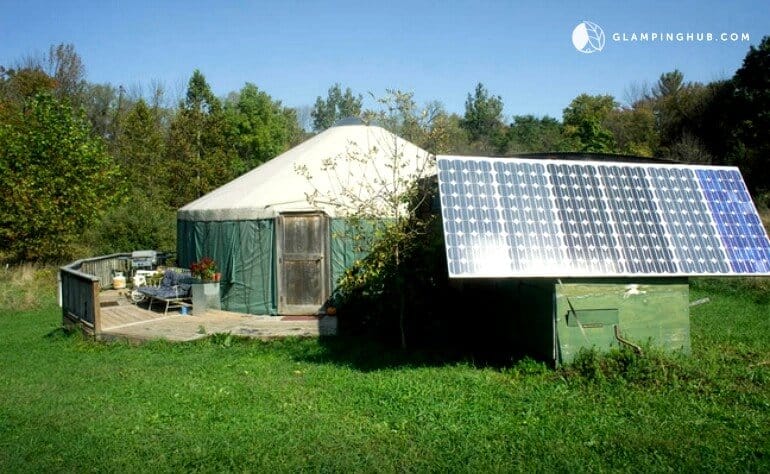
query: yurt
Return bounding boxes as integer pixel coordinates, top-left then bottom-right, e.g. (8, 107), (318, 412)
(177, 121), (433, 315)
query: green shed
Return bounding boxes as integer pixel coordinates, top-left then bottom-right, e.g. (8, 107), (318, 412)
(177, 122), (433, 315)
(511, 278), (690, 364)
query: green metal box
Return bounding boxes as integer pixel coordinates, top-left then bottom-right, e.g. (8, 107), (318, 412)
(512, 278), (690, 365)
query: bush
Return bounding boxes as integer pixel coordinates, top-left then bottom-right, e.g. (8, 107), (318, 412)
(332, 215), (452, 346)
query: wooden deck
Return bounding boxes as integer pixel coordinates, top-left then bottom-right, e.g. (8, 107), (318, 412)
(98, 290), (336, 342)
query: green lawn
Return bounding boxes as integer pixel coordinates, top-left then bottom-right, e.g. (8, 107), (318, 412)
(0, 272), (769, 472)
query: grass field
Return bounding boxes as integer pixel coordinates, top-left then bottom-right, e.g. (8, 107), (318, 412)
(0, 267), (769, 472)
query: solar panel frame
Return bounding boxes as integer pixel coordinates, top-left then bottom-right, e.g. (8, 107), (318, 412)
(437, 155), (770, 278)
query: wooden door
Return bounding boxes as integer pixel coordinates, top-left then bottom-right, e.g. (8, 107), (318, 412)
(277, 213), (329, 315)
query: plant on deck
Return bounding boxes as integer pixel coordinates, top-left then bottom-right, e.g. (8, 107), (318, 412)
(190, 256), (218, 281)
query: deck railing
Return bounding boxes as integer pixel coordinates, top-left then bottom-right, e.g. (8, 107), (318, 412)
(59, 253), (132, 336)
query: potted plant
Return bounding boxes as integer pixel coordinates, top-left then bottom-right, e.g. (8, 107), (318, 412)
(189, 257), (221, 315)
(190, 257), (218, 282)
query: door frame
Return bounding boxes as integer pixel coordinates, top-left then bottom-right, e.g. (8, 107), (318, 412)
(275, 212), (331, 315)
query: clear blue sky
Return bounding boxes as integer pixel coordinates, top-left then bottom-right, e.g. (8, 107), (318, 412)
(1, 0), (767, 121)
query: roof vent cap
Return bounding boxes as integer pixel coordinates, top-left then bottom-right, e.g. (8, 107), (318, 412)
(332, 116), (366, 127)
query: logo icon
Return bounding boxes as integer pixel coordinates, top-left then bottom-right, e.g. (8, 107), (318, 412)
(572, 21), (605, 53)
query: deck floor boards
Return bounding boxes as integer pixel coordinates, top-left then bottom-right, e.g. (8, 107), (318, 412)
(97, 290), (336, 342)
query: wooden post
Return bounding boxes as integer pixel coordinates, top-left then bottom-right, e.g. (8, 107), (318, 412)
(92, 279), (102, 335)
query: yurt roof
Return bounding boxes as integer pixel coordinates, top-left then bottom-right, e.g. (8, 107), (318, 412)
(178, 123), (434, 221)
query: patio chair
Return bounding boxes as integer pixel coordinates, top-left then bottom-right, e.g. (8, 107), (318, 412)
(137, 269), (192, 316)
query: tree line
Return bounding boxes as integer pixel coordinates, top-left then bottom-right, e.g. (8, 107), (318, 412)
(1, 38), (768, 262)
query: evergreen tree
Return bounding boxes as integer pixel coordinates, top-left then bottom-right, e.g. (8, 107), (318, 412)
(311, 83), (362, 131)
(460, 83), (505, 152)
(117, 99), (166, 192)
(165, 70), (236, 207)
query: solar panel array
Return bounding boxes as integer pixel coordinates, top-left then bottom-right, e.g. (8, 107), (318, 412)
(437, 156), (770, 277)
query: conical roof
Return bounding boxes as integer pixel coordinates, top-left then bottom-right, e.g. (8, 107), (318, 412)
(178, 123), (434, 221)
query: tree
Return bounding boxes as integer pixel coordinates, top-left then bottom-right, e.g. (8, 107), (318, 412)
(184, 69), (220, 115)
(294, 104), (314, 132)
(562, 94), (618, 153)
(86, 98), (175, 255)
(297, 92), (437, 348)
(0, 93), (120, 261)
(45, 43), (87, 106)
(503, 115), (565, 153)
(730, 36), (770, 193)
(604, 102), (658, 157)
(650, 70), (688, 144)
(364, 90), (456, 154)
(311, 83), (363, 131)
(460, 82), (505, 151)
(562, 93), (616, 127)
(0, 67), (56, 107)
(648, 69), (720, 162)
(574, 118), (617, 153)
(430, 112), (472, 155)
(116, 99), (165, 190)
(82, 82), (119, 140)
(224, 82), (302, 173)
(652, 70), (685, 99)
(165, 70), (236, 207)
(2, 43), (86, 108)
(666, 131), (713, 164)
